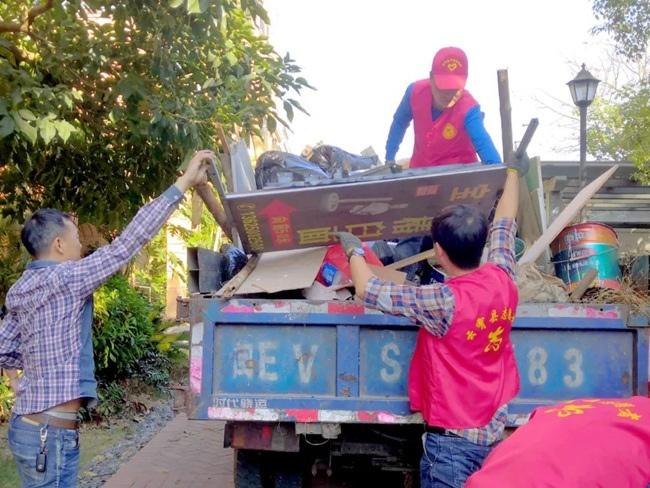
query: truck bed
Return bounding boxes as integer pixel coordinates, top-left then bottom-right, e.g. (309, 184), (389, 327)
(187, 299), (649, 426)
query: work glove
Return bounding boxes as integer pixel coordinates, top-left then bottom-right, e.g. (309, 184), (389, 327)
(334, 232), (365, 259)
(506, 152), (530, 177)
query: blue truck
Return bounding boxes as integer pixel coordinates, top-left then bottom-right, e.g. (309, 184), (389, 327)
(185, 296), (649, 487)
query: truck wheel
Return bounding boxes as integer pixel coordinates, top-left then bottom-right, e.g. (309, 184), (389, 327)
(234, 449), (264, 488)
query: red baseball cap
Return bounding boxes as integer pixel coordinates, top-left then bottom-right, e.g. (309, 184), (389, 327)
(431, 47), (468, 90)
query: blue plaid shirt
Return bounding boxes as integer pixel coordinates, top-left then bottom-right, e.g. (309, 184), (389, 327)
(0, 185), (183, 414)
(364, 218), (517, 446)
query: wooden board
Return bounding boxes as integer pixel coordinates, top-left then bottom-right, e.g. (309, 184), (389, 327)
(226, 164), (506, 253)
(518, 165), (619, 265)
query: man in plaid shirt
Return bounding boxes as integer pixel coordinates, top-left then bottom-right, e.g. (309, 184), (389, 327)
(337, 162), (525, 488)
(0, 150), (214, 487)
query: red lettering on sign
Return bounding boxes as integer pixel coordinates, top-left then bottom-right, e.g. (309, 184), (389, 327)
(259, 199), (296, 248)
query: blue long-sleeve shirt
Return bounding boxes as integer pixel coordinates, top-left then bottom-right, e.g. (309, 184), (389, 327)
(385, 83), (502, 164)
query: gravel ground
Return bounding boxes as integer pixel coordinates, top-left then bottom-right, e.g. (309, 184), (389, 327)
(79, 402), (175, 488)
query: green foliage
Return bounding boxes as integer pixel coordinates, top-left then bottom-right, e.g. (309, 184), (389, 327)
(0, 375), (14, 422)
(0, 0), (311, 227)
(592, 0), (650, 61)
(130, 349), (172, 392)
(132, 229), (169, 307)
(589, 0), (649, 182)
(92, 274), (181, 418)
(94, 381), (127, 418)
(0, 217), (28, 303)
(589, 83), (650, 183)
(93, 274), (159, 382)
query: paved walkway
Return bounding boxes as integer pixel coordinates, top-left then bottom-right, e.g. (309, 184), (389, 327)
(104, 414), (233, 488)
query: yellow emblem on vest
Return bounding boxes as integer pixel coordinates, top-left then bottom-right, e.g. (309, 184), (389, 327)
(442, 123), (457, 140)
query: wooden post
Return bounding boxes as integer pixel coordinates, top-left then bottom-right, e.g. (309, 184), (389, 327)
(194, 183), (233, 241)
(216, 124), (234, 192)
(497, 69), (514, 162)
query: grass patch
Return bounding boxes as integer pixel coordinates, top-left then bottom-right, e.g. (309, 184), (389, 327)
(0, 421), (130, 488)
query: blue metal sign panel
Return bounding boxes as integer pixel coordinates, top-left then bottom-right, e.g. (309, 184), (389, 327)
(196, 300), (649, 422)
(359, 329), (415, 398)
(512, 330), (633, 402)
(214, 325), (336, 396)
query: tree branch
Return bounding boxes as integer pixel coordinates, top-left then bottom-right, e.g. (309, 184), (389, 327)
(0, 1), (55, 34)
(25, 0), (55, 31)
(0, 22), (23, 34)
(0, 1), (56, 65)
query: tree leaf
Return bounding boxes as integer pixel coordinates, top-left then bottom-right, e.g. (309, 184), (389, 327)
(18, 109), (36, 121)
(39, 120), (57, 144)
(54, 120), (76, 143)
(225, 52), (237, 66)
(202, 78), (217, 89)
(12, 114), (37, 143)
(187, 0), (201, 14)
(199, 0), (211, 13)
(169, 0), (184, 7)
(283, 100), (294, 121)
(0, 116), (15, 138)
(266, 115), (277, 133)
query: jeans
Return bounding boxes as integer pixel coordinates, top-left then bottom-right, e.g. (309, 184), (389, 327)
(420, 432), (492, 488)
(8, 414), (80, 488)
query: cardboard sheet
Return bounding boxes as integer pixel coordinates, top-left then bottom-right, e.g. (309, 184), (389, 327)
(233, 247), (327, 295)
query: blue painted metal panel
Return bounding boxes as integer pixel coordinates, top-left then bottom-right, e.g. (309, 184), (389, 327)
(512, 329), (634, 400)
(196, 299), (649, 422)
(359, 329), (416, 398)
(636, 327), (649, 397)
(213, 325), (337, 396)
(336, 326), (360, 397)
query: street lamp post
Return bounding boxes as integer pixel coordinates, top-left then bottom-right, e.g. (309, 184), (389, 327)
(567, 64), (600, 190)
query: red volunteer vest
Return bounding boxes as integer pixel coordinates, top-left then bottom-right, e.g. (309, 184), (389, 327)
(409, 79), (479, 168)
(408, 263), (520, 428)
(466, 396), (650, 487)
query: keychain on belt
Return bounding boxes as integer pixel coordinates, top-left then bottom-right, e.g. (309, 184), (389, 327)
(36, 426), (47, 472)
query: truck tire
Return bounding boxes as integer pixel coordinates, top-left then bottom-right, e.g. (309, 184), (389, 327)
(234, 449), (264, 488)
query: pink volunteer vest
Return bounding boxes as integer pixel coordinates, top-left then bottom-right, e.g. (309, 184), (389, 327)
(408, 264), (520, 428)
(409, 79), (479, 168)
(466, 396), (650, 487)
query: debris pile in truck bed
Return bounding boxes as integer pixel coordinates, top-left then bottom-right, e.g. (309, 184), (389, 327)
(190, 133), (648, 310)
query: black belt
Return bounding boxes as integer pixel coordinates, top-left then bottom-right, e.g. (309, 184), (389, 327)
(425, 425), (456, 436)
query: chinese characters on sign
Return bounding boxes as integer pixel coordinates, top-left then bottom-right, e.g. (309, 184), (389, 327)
(213, 397), (269, 409)
(227, 165), (506, 253)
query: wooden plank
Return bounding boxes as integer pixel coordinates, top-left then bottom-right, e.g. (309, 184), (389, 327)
(369, 265), (406, 284)
(216, 255), (260, 298)
(385, 249), (436, 271)
(569, 268), (598, 301)
(518, 165), (619, 265)
(517, 174), (542, 246)
(194, 183), (233, 241)
(226, 164), (506, 253)
(191, 189), (203, 229)
(215, 124), (233, 192)
(497, 69), (514, 162)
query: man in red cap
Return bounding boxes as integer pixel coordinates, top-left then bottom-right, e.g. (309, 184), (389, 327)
(385, 47), (501, 168)
(466, 396), (650, 487)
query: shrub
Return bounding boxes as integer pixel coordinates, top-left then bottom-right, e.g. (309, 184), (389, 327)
(93, 274), (159, 383)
